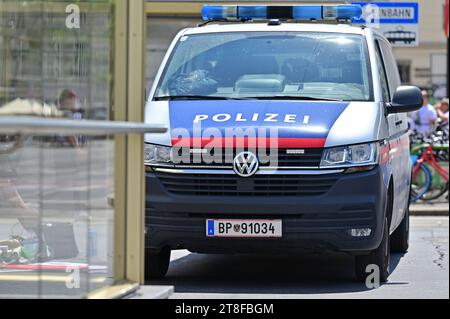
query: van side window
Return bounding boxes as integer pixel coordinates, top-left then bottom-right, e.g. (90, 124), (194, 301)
(375, 41), (390, 102)
(378, 40), (401, 98)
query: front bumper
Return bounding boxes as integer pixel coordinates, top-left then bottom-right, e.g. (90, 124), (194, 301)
(145, 167), (387, 254)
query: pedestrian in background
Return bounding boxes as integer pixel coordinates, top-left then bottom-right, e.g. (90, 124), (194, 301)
(58, 89), (80, 118)
(409, 90), (438, 136)
(56, 89), (83, 147)
(437, 98), (449, 127)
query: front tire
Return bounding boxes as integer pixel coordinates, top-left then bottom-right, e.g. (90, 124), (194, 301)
(355, 217), (390, 283)
(391, 205), (410, 253)
(145, 248), (171, 280)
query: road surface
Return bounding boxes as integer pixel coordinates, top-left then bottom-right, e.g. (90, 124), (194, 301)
(149, 216), (449, 299)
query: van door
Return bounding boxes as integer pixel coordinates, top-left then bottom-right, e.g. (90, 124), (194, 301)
(375, 39), (410, 230)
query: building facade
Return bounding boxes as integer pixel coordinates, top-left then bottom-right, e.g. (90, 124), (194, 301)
(392, 0), (447, 96)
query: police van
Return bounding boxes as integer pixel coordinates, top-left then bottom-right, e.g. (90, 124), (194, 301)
(144, 4), (423, 282)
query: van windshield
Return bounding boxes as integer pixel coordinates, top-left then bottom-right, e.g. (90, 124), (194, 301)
(154, 31), (373, 101)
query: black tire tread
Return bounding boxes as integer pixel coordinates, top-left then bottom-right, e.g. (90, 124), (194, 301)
(355, 217), (390, 283)
(145, 248), (171, 280)
(391, 206), (410, 253)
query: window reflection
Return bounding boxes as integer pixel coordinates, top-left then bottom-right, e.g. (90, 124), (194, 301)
(0, 0), (115, 298)
(0, 0), (112, 120)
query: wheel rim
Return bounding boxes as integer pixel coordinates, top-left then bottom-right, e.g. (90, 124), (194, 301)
(411, 166), (431, 202)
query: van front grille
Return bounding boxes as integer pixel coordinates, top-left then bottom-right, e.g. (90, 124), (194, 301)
(155, 171), (339, 197)
(173, 148), (323, 168)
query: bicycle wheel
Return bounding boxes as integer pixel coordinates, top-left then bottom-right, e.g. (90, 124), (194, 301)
(410, 164), (432, 203)
(422, 181), (448, 201)
(422, 152), (449, 201)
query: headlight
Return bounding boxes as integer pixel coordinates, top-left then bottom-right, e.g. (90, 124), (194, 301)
(320, 142), (379, 168)
(144, 143), (172, 165)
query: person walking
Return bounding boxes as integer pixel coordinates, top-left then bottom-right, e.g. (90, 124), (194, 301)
(409, 90), (438, 136)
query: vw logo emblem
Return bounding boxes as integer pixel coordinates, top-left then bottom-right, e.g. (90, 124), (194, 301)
(233, 151), (259, 177)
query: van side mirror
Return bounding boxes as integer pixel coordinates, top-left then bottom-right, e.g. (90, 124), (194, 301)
(387, 86), (423, 114)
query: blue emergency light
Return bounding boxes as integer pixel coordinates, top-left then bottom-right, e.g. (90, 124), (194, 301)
(201, 4), (362, 21)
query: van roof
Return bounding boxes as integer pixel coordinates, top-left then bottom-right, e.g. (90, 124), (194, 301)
(183, 23), (367, 36)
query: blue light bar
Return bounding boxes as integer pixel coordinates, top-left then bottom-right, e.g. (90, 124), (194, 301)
(238, 6), (267, 20)
(201, 6), (236, 20)
(323, 5), (363, 20)
(292, 6), (322, 20)
(202, 4), (362, 21)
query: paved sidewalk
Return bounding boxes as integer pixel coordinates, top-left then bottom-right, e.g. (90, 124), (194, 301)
(410, 202), (449, 216)
(128, 286), (174, 299)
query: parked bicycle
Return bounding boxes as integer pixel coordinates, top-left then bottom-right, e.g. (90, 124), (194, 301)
(410, 129), (449, 203)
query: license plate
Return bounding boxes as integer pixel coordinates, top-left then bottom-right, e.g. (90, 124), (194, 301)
(206, 219), (282, 238)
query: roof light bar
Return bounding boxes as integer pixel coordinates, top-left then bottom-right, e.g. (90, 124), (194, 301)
(202, 4), (362, 21)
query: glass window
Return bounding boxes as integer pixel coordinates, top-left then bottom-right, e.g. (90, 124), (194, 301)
(375, 41), (390, 102)
(0, 1), (112, 120)
(379, 40), (401, 97)
(154, 32), (373, 101)
(0, 0), (115, 298)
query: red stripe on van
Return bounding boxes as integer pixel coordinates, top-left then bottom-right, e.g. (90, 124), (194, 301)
(171, 137), (326, 148)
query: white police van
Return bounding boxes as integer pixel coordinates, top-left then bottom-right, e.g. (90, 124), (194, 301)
(144, 4), (423, 282)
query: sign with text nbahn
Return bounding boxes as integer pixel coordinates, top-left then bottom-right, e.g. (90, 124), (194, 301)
(353, 2), (419, 47)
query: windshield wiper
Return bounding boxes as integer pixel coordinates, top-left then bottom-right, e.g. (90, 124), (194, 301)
(154, 95), (245, 101)
(246, 96), (343, 102)
(154, 95), (344, 102)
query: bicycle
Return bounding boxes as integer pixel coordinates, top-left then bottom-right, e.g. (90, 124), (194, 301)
(410, 138), (449, 202)
(410, 153), (432, 202)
